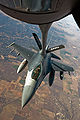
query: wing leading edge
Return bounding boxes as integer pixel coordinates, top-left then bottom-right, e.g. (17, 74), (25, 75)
(7, 42), (35, 61)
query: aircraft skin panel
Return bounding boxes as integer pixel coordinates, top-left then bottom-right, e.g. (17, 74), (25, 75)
(51, 62), (63, 71)
(9, 43), (35, 61)
(0, 0), (79, 24)
(51, 60), (74, 72)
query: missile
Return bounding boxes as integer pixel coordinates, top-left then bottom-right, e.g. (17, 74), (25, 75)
(17, 52), (20, 56)
(9, 48), (15, 53)
(17, 59), (28, 73)
(6, 42), (15, 48)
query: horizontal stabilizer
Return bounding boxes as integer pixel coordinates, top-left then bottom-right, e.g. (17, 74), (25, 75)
(46, 45), (65, 53)
(32, 33), (42, 50)
(51, 60), (74, 72)
(51, 53), (61, 60)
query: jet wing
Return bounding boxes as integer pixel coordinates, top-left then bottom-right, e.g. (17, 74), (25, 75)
(7, 42), (35, 61)
(51, 60), (74, 72)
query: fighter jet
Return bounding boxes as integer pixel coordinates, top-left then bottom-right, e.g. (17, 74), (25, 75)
(0, 0), (79, 108)
(7, 32), (74, 108)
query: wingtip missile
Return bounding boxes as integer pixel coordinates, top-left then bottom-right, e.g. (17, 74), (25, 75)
(9, 48), (15, 53)
(6, 42), (15, 48)
(17, 52), (20, 56)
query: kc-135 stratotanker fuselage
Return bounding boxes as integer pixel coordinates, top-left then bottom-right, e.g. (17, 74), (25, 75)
(1, 0), (80, 108)
(0, 0), (80, 25)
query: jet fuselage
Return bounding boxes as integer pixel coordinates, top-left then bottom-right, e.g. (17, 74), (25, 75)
(22, 51), (51, 107)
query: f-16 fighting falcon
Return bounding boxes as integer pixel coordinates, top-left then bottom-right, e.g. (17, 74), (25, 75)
(0, 0), (80, 108)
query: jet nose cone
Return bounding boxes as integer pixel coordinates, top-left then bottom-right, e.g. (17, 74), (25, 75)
(22, 85), (35, 108)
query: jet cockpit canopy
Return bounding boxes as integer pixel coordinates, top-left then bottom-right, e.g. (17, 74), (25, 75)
(32, 64), (41, 81)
